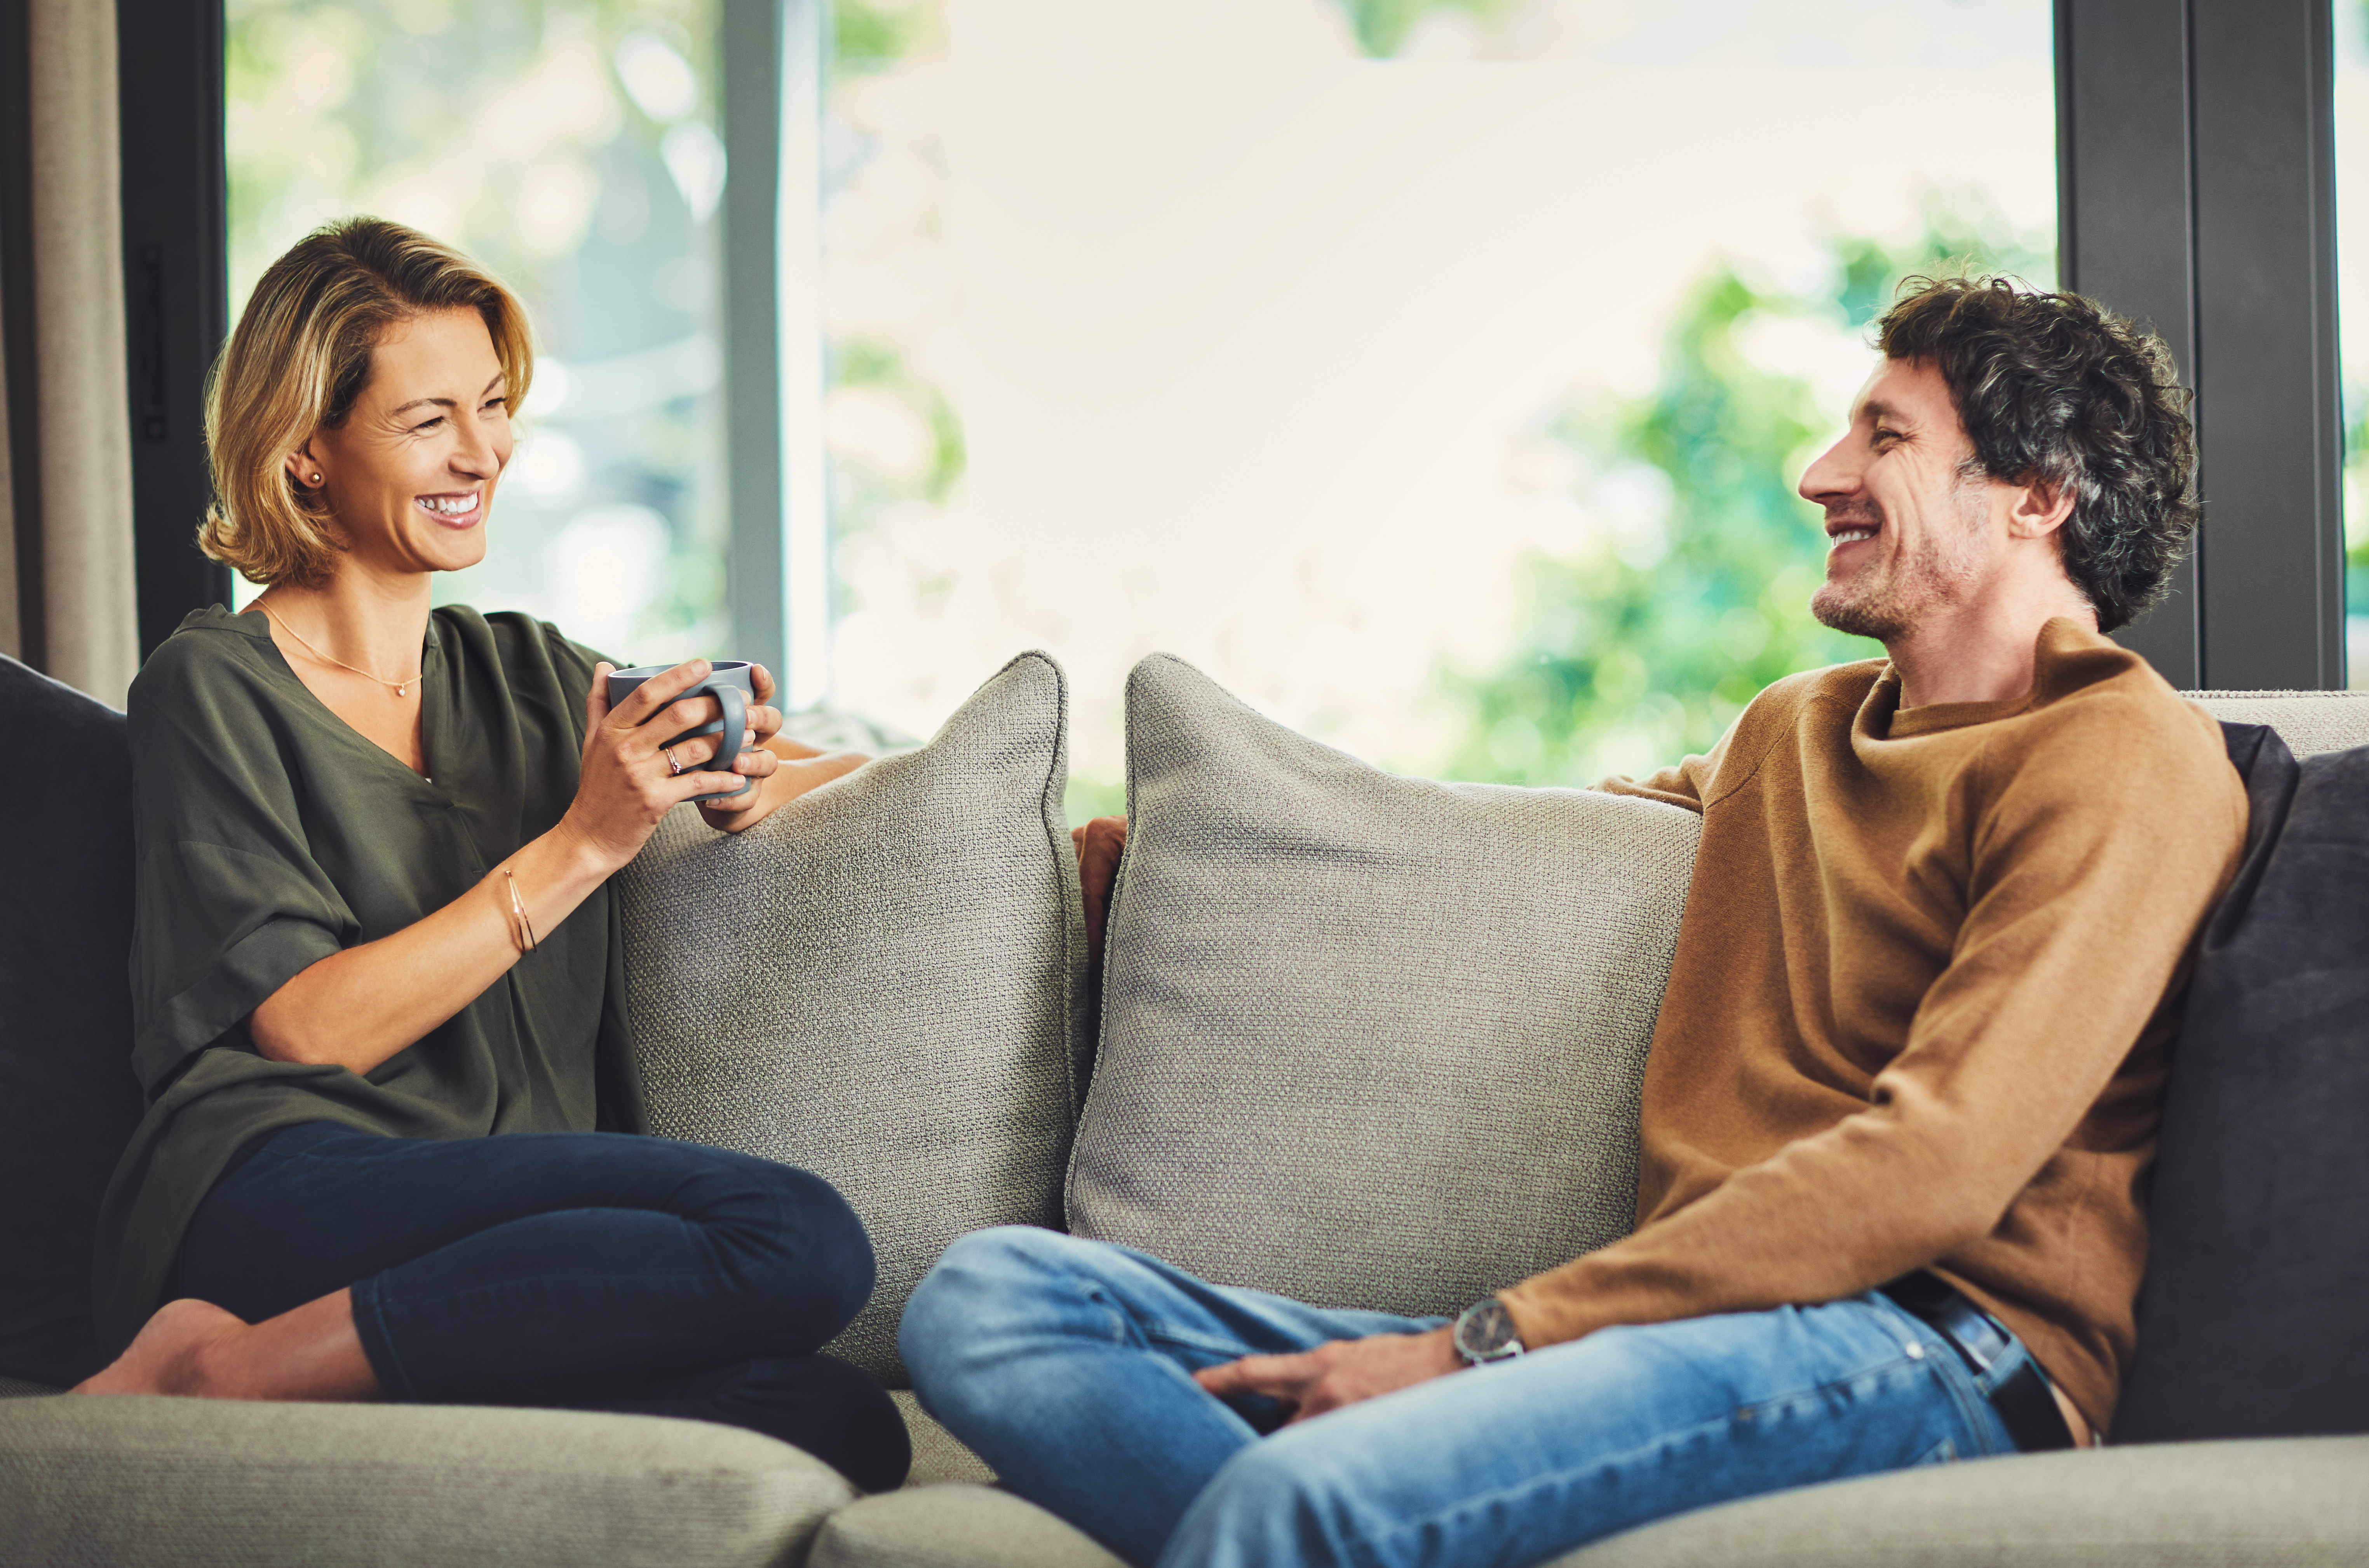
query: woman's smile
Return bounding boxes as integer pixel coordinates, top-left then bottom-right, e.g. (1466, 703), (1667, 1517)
(416, 489), (483, 527)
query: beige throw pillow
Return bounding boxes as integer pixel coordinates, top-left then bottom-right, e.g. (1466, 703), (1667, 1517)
(1068, 653), (1701, 1321)
(618, 651), (1090, 1385)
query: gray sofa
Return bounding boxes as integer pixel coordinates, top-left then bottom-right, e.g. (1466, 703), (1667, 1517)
(3, 648), (2365, 1568)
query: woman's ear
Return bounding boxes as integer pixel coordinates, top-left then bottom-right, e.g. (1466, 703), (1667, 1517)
(282, 439), (326, 492)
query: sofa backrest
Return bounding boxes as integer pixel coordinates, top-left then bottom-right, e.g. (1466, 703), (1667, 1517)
(0, 656), (143, 1387)
(6, 677), (2364, 1392)
(2186, 689), (2369, 756)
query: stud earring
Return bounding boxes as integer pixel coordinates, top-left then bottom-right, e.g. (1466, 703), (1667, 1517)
(309, 472), (322, 484)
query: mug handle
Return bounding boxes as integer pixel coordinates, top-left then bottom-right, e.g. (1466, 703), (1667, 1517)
(698, 682), (753, 801)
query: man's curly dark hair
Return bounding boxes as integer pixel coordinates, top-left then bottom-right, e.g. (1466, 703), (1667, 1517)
(1874, 275), (2197, 633)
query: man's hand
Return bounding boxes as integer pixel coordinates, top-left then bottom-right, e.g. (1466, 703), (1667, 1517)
(1193, 1326), (1460, 1425)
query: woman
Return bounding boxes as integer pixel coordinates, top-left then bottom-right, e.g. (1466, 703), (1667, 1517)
(75, 217), (906, 1490)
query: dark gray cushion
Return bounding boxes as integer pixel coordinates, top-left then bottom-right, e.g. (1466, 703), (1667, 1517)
(2116, 724), (2369, 1441)
(1068, 653), (1700, 1320)
(618, 652), (1089, 1386)
(0, 656), (143, 1386)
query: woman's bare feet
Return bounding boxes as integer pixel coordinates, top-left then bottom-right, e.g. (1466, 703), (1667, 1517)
(73, 1298), (246, 1396)
(72, 1289), (380, 1402)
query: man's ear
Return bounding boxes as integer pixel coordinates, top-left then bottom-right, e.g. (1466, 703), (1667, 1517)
(2007, 475), (2075, 541)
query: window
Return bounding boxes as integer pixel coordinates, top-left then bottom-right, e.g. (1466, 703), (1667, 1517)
(226, 0), (731, 664)
(2336, 0), (2369, 688)
(819, 0), (2058, 816)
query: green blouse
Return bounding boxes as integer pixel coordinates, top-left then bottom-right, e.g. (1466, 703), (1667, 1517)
(92, 604), (646, 1354)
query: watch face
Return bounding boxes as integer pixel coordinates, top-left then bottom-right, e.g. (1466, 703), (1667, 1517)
(1456, 1298), (1522, 1363)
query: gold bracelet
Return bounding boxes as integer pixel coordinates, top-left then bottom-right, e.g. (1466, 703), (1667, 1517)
(503, 867), (537, 953)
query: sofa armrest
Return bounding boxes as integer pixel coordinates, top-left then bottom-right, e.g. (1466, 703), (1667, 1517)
(0, 1394), (854, 1568)
(1554, 1437), (2369, 1568)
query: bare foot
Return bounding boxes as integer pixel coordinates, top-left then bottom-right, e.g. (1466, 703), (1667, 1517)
(73, 1299), (246, 1396)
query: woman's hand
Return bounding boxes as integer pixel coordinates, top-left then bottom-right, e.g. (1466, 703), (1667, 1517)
(694, 663), (870, 834)
(251, 659), (747, 1074)
(561, 660), (753, 872)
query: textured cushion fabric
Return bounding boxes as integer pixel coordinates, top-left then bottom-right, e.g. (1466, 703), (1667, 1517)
(2115, 726), (2369, 1442)
(2188, 689), (2369, 757)
(618, 652), (1089, 1386)
(1068, 653), (1701, 1320)
(889, 1390), (995, 1487)
(806, 1484), (1124, 1568)
(0, 1378), (63, 1399)
(1553, 1437), (2369, 1567)
(0, 656), (144, 1387)
(0, 1397), (853, 1568)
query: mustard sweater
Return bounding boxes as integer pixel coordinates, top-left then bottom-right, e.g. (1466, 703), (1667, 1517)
(1500, 619), (2247, 1432)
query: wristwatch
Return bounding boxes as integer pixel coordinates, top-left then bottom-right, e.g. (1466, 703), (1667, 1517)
(1452, 1297), (1526, 1366)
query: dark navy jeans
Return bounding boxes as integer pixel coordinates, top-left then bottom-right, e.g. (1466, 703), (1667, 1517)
(175, 1121), (908, 1490)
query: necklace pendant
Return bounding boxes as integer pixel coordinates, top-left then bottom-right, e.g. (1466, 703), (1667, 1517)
(396, 683), (409, 698)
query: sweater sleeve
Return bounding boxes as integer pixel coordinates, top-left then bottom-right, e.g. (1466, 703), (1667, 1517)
(1499, 690), (2245, 1350)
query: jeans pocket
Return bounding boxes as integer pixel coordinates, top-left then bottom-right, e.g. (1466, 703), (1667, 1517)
(1913, 1436), (1960, 1467)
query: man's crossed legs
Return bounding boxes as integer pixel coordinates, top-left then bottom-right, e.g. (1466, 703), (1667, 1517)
(902, 1228), (2033, 1568)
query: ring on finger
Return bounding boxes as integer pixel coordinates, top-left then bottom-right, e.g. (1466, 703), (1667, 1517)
(664, 746), (683, 776)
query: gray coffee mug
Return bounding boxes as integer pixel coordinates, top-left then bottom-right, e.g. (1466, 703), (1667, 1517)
(606, 660), (757, 802)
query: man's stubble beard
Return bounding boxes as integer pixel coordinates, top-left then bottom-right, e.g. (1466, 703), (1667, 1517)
(1809, 475), (1992, 643)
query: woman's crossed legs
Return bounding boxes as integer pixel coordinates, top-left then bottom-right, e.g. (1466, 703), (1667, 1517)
(87, 1122), (907, 1490)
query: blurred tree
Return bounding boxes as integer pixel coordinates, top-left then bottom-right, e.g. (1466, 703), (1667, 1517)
(225, 0), (731, 657)
(1435, 202), (2052, 786)
(1326, 0), (1514, 56)
(817, 0), (967, 614)
(2346, 397), (2369, 621)
(833, 0), (942, 82)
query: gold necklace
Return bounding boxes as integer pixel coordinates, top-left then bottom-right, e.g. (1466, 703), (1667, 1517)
(255, 602), (423, 699)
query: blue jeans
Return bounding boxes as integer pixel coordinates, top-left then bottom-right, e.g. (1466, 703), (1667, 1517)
(175, 1121), (909, 1490)
(901, 1228), (2033, 1568)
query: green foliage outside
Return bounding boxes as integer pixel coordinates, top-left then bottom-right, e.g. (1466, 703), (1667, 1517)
(819, 0), (968, 621)
(1327, 0), (1514, 56)
(1435, 202), (2052, 787)
(225, 0), (730, 653)
(2346, 399), (2369, 623)
(833, 0), (944, 82)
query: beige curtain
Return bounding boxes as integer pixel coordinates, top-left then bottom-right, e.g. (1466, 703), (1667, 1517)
(2, 0), (137, 706)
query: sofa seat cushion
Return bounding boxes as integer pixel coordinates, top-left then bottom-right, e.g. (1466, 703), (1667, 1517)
(1552, 1436), (2369, 1567)
(0, 1396), (854, 1567)
(618, 652), (1089, 1386)
(890, 1390), (993, 1487)
(1068, 653), (1700, 1320)
(807, 1484), (1124, 1568)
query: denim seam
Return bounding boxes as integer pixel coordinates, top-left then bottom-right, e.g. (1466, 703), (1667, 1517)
(1913, 1326), (2017, 1458)
(1345, 1403), (1759, 1568)
(1141, 1320), (1270, 1360)
(1726, 1347), (1928, 1424)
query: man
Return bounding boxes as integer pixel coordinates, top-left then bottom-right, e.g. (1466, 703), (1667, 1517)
(900, 277), (2247, 1568)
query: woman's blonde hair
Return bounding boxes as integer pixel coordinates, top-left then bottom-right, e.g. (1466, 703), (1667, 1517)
(200, 217), (534, 587)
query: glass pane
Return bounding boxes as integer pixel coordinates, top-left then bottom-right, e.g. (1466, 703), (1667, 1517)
(2338, 0), (2369, 688)
(821, 0), (2058, 817)
(226, 0), (728, 665)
